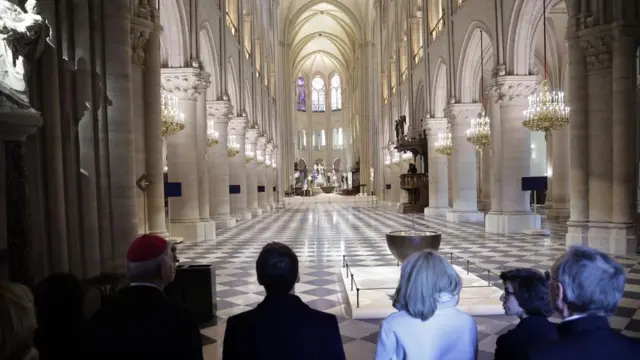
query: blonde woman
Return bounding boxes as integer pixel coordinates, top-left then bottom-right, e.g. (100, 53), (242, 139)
(375, 250), (478, 360)
(0, 282), (38, 360)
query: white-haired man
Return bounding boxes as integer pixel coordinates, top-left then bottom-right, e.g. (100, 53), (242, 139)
(89, 234), (203, 360)
(528, 245), (640, 360)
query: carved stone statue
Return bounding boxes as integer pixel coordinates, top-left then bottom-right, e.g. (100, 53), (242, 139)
(0, 0), (47, 109)
(394, 119), (400, 141)
(407, 163), (417, 174)
(399, 115), (407, 139)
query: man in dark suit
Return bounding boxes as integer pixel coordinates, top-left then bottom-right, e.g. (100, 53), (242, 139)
(223, 242), (346, 360)
(494, 268), (558, 360)
(528, 245), (640, 360)
(89, 234), (203, 360)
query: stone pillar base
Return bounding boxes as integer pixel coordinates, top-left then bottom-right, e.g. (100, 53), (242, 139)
(260, 204), (271, 213)
(446, 210), (485, 223)
(250, 207), (263, 217)
(170, 219), (215, 242)
(148, 230), (170, 238)
(566, 221), (589, 247)
(213, 216), (236, 230)
(485, 212), (541, 234)
(546, 208), (570, 221)
(586, 222), (637, 256)
(234, 212), (252, 221)
(424, 207), (449, 217)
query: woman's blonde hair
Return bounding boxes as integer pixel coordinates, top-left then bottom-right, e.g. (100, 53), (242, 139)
(0, 282), (36, 359)
(392, 250), (462, 321)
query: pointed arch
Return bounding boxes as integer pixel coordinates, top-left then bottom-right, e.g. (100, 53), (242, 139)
(159, 0), (190, 67)
(456, 22), (495, 103)
(330, 73), (342, 111)
(244, 80), (253, 124)
(311, 74), (326, 112)
(432, 58), (448, 117)
(226, 59), (240, 115)
(413, 82), (425, 123)
(198, 22), (220, 101)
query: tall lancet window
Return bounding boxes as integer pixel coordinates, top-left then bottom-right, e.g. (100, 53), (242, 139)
(311, 76), (326, 112)
(296, 76), (306, 111)
(331, 74), (342, 111)
(332, 127), (344, 149)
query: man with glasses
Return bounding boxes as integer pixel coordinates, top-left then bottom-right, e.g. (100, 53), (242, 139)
(528, 245), (640, 360)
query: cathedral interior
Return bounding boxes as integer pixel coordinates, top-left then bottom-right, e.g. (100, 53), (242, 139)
(1, 0), (640, 358)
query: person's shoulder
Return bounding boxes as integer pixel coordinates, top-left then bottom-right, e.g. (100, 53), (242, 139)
(380, 310), (412, 329)
(302, 304), (339, 324)
(226, 306), (260, 326)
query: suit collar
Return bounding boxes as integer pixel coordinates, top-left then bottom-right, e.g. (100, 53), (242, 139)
(557, 315), (610, 336)
(516, 316), (552, 330)
(258, 294), (305, 309)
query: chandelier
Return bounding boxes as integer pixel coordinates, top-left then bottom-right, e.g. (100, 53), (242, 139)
(466, 107), (491, 149)
(435, 123), (453, 156)
(228, 143), (240, 157)
(161, 92), (185, 136)
(522, 1), (569, 138)
(207, 120), (219, 146)
(466, 30), (491, 150)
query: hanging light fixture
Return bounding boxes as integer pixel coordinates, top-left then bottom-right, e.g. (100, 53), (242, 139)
(227, 136), (240, 157)
(161, 92), (185, 136)
(435, 122), (453, 156)
(466, 30), (491, 149)
(522, 0), (569, 139)
(206, 119), (219, 146)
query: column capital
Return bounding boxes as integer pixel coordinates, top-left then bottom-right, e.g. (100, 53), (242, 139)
(130, 18), (152, 66)
(486, 75), (538, 103)
(444, 103), (482, 125)
(245, 126), (260, 145)
(161, 67), (209, 100)
(206, 100), (233, 123)
(228, 117), (248, 135)
(266, 141), (275, 154)
(579, 31), (614, 73)
(257, 136), (267, 150)
(425, 117), (448, 135)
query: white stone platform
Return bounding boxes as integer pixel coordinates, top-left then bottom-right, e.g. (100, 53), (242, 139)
(340, 265), (504, 319)
(284, 193), (377, 206)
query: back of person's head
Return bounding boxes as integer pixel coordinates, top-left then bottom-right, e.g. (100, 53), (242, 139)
(0, 282), (36, 360)
(499, 268), (552, 317)
(34, 273), (84, 328)
(392, 250), (462, 321)
(553, 245), (626, 316)
(126, 234), (175, 286)
(256, 242), (299, 295)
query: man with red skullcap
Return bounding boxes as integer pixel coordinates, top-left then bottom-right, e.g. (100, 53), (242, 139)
(88, 234), (203, 360)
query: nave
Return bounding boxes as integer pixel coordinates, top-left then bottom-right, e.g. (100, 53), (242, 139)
(177, 204), (640, 359)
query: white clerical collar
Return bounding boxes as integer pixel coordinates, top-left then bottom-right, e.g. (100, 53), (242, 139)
(129, 282), (162, 290)
(563, 314), (588, 323)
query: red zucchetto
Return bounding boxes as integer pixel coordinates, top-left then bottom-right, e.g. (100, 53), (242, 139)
(126, 234), (169, 263)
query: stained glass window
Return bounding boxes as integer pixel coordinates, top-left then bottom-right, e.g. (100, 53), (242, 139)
(311, 76), (326, 112)
(331, 74), (342, 111)
(296, 76), (306, 111)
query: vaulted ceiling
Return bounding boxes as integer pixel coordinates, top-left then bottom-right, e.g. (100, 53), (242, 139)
(280, 0), (370, 77)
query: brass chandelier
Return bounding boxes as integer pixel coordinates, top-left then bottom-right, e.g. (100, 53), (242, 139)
(466, 30), (491, 149)
(435, 123), (453, 156)
(522, 0), (569, 138)
(161, 92), (185, 136)
(207, 119), (219, 146)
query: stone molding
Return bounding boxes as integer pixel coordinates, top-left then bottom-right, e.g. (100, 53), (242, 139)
(206, 100), (233, 123)
(265, 141), (274, 154)
(486, 76), (538, 103)
(579, 33), (614, 73)
(257, 136), (267, 150)
(444, 103), (481, 126)
(245, 128), (260, 145)
(130, 19), (151, 66)
(228, 117), (248, 135)
(425, 118), (448, 136)
(161, 68), (209, 100)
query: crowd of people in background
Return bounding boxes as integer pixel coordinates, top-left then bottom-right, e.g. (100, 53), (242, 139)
(1, 233), (639, 360)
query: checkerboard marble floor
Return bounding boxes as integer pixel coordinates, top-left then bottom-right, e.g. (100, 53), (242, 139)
(177, 203), (640, 360)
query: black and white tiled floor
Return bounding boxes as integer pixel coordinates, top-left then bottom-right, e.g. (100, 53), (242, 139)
(177, 203), (640, 360)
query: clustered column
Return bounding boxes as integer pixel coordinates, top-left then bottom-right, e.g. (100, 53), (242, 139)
(265, 142), (275, 210)
(257, 136), (270, 213)
(424, 118), (449, 216)
(245, 127), (262, 217)
(228, 117), (251, 221)
(195, 72), (215, 240)
(444, 104), (484, 223)
(485, 76), (541, 234)
(207, 100), (236, 229)
(161, 68), (212, 241)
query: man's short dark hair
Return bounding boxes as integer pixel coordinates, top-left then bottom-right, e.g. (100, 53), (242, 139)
(499, 268), (553, 317)
(256, 242), (299, 295)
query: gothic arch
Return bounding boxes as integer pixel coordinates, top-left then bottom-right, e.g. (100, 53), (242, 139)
(159, 0), (190, 67)
(226, 59), (240, 116)
(432, 58), (448, 118)
(198, 23), (220, 101)
(244, 80), (254, 125)
(457, 23), (495, 103)
(413, 82), (425, 123)
(506, 0), (565, 75)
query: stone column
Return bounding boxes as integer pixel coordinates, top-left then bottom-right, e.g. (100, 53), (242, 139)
(206, 101), (236, 229)
(195, 73), (215, 240)
(485, 76), (541, 233)
(142, 15), (168, 236)
(265, 142), (275, 209)
(444, 104), (484, 222)
(257, 136), (270, 213)
(105, 0), (137, 261)
(245, 127), (262, 217)
(424, 118), (449, 216)
(161, 68), (211, 241)
(548, 127), (570, 220)
(229, 117), (251, 221)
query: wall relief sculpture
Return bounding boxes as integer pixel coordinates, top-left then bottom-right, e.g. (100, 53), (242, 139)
(0, 0), (47, 110)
